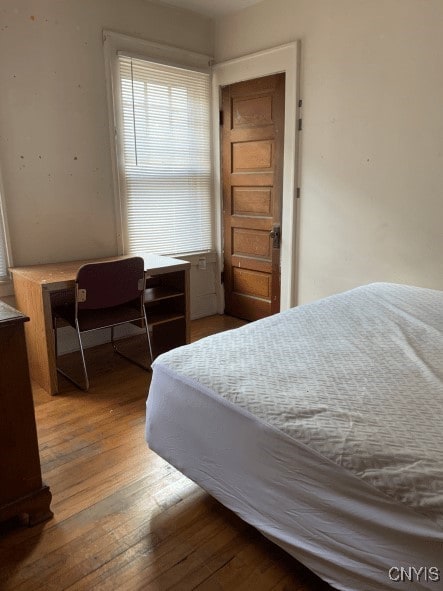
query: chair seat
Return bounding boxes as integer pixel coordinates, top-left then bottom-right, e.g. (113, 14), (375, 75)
(53, 302), (143, 333)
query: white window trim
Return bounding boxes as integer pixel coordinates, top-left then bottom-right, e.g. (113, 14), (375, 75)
(0, 163), (13, 297)
(103, 30), (214, 256)
(212, 42), (301, 313)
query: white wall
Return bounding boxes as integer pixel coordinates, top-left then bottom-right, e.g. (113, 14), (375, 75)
(0, 0), (212, 269)
(215, 0), (443, 304)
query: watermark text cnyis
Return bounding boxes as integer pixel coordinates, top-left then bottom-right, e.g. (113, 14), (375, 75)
(388, 566), (440, 584)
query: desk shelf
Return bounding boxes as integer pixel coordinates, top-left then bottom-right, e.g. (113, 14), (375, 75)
(144, 270), (188, 358)
(144, 286), (184, 304)
(148, 311), (185, 326)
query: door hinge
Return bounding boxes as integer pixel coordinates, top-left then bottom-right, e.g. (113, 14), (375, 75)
(220, 270), (225, 284)
(298, 98), (303, 108)
(298, 118), (302, 131)
(219, 110), (224, 126)
(296, 187), (301, 199)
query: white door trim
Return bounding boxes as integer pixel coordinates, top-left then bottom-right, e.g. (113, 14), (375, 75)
(212, 42), (301, 313)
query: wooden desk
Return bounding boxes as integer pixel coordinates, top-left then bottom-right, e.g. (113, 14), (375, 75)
(10, 254), (191, 395)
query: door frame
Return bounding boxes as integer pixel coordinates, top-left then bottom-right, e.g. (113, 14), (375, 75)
(212, 42), (300, 314)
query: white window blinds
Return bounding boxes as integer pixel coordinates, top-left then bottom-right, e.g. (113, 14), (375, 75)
(118, 56), (213, 256)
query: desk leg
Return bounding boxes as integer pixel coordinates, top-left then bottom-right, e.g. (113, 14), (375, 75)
(12, 275), (58, 395)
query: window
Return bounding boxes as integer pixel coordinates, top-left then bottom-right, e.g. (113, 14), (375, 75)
(0, 227), (8, 281)
(116, 55), (213, 256)
(0, 175), (10, 282)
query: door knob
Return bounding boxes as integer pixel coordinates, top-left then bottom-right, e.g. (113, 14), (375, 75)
(269, 224), (281, 248)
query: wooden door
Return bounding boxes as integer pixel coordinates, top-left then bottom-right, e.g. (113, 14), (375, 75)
(222, 73), (285, 321)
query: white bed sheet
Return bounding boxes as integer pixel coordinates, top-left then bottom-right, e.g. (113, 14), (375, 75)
(145, 283), (443, 590)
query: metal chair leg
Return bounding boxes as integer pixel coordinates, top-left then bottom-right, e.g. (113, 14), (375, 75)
(54, 317), (90, 392)
(75, 320), (90, 391)
(111, 312), (153, 371)
(143, 306), (154, 363)
(55, 312), (151, 391)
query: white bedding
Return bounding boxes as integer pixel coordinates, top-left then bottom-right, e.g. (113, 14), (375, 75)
(145, 283), (443, 590)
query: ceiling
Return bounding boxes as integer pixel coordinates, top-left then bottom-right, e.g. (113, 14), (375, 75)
(149, 0), (263, 18)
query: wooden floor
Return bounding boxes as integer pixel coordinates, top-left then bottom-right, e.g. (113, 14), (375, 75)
(0, 315), (334, 591)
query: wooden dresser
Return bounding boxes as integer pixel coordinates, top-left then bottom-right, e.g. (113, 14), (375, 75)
(0, 301), (52, 526)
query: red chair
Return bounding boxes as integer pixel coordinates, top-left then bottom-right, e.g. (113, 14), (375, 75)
(53, 257), (152, 391)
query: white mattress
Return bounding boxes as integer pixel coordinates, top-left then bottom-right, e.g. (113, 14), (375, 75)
(145, 283), (443, 590)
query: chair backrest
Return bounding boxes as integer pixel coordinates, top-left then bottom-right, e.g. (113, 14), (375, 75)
(76, 257), (144, 310)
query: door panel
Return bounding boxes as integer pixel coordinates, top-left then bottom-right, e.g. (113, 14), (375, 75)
(222, 73), (285, 321)
(233, 95), (273, 125)
(232, 188), (272, 216)
(233, 228), (271, 258)
(232, 268), (271, 299)
(232, 141), (273, 171)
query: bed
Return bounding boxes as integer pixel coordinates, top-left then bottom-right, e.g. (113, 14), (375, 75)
(145, 283), (443, 590)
